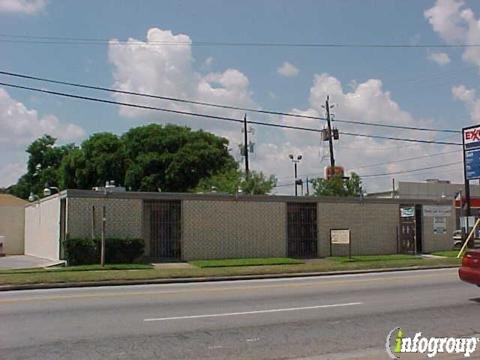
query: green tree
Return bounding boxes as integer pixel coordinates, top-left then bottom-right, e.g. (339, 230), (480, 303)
(10, 135), (73, 199)
(195, 169), (277, 195)
(59, 133), (125, 189)
(122, 124), (236, 192)
(311, 172), (363, 197)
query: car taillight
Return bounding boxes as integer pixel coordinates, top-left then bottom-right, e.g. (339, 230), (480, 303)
(463, 251), (480, 268)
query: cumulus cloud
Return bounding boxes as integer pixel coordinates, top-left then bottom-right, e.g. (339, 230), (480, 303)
(108, 27), (460, 193)
(108, 27), (257, 148)
(277, 61), (299, 77)
(0, 0), (47, 14)
(0, 87), (85, 146)
(452, 84), (480, 123)
(0, 162), (25, 187)
(428, 51), (451, 65)
(274, 74), (462, 192)
(425, 0), (480, 69)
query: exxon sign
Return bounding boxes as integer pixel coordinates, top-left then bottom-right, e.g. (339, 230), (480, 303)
(464, 126), (480, 150)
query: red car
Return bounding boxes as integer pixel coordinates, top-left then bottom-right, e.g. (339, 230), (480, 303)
(459, 249), (480, 286)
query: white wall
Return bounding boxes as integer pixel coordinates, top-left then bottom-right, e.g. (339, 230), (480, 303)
(25, 197), (61, 260)
(0, 206), (25, 255)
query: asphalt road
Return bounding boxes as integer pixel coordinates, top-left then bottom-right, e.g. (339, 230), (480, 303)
(1, 268), (479, 359)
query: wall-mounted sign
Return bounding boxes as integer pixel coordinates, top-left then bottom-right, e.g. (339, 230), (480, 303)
(423, 205), (452, 217)
(433, 217), (447, 235)
(400, 207), (415, 218)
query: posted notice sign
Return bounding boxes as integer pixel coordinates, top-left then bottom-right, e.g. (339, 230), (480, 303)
(464, 125), (480, 180)
(330, 229), (351, 244)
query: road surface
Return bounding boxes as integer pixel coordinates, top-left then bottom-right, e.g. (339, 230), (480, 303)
(1, 268), (479, 359)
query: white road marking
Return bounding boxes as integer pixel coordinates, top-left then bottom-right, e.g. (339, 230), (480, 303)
(208, 345), (223, 349)
(246, 337), (260, 342)
(143, 302), (362, 322)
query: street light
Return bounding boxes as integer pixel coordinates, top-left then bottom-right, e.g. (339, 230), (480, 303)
(28, 192), (40, 202)
(289, 154), (302, 196)
(43, 183), (60, 197)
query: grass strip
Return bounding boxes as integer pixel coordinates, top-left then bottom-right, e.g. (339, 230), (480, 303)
(0, 257), (460, 286)
(190, 257), (304, 268)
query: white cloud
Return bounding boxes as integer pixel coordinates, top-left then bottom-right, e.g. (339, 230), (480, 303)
(273, 74), (462, 192)
(425, 0), (480, 69)
(428, 51), (451, 65)
(108, 27), (257, 148)
(0, 87), (85, 146)
(277, 61), (299, 77)
(0, 162), (25, 187)
(0, 0), (46, 14)
(108, 27), (460, 194)
(452, 84), (480, 123)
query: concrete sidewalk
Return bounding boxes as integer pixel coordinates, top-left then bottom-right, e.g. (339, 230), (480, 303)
(0, 255), (65, 269)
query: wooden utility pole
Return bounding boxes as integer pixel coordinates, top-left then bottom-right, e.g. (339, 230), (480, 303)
(243, 114), (250, 176)
(325, 96), (335, 169)
(100, 205), (106, 267)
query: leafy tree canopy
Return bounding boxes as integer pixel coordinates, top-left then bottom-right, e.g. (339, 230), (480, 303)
(10, 124), (243, 198)
(10, 135), (73, 199)
(195, 169), (277, 195)
(311, 173), (363, 197)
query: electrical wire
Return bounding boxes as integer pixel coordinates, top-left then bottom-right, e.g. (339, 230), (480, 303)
(0, 81), (463, 146)
(0, 34), (479, 48)
(360, 162), (460, 178)
(0, 70), (461, 134)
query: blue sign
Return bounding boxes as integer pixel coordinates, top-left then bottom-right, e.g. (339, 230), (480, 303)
(466, 148), (480, 180)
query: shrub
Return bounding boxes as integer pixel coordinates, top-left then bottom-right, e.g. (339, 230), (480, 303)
(63, 238), (97, 266)
(63, 238), (145, 265)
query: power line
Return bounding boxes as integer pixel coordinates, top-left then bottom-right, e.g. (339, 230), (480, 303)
(0, 70), (460, 134)
(0, 34), (479, 48)
(360, 162), (460, 178)
(0, 81), (462, 146)
(351, 150), (461, 171)
(275, 149), (461, 182)
(275, 162), (461, 187)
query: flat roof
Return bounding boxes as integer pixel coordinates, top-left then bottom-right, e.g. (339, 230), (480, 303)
(55, 189), (453, 206)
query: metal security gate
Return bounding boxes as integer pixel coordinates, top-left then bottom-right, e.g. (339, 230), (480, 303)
(399, 205), (422, 254)
(145, 201), (181, 260)
(287, 203), (317, 258)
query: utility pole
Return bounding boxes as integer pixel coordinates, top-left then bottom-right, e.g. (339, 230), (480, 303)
(100, 205), (106, 267)
(243, 114), (250, 176)
(325, 96), (335, 169)
(306, 177), (310, 196)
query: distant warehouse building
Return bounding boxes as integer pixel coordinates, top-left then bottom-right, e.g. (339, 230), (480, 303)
(24, 189), (456, 262)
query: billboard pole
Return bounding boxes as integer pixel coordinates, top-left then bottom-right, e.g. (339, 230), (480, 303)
(462, 127), (471, 217)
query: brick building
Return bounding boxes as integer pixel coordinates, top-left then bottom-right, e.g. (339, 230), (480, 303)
(24, 190), (455, 261)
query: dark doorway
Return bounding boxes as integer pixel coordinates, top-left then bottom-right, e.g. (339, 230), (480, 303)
(415, 205), (423, 254)
(144, 201), (181, 260)
(399, 205), (416, 254)
(287, 203), (317, 258)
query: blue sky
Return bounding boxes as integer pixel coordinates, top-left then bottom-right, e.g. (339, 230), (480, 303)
(0, 0), (479, 192)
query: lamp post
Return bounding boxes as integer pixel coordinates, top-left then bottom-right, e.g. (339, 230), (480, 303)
(289, 154), (302, 196)
(43, 183), (60, 197)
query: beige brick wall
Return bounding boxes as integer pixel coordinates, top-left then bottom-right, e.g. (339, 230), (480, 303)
(0, 206), (25, 255)
(182, 200), (286, 260)
(317, 202), (399, 256)
(67, 198), (143, 240)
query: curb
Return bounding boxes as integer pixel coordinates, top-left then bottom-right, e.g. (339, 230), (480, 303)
(0, 264), (459, 291)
